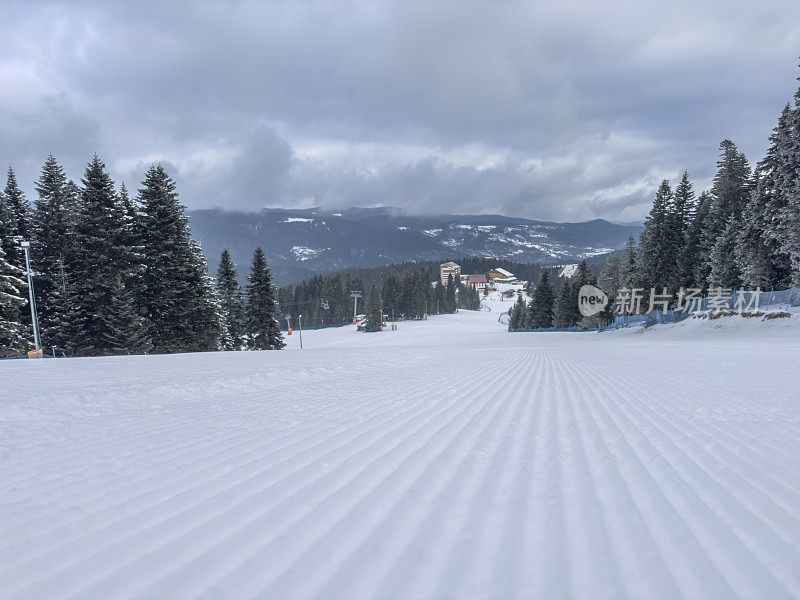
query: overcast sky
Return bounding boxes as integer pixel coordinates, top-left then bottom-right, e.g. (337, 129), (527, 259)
(2, 0), (799, 222)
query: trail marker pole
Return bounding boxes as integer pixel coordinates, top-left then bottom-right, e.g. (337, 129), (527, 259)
(20, 241), (41, 353)
(298, 314), (303, 349)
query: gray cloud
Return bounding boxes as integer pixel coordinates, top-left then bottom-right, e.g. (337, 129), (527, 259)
(2, 0), (799, 221)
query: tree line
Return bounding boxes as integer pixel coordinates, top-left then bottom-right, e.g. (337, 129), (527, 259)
(512, 69), (800, 330)
(0, 155), (284, 357)
(277, 267), (482, 330)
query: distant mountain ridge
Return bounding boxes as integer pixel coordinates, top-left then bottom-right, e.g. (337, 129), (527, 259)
(187, 207), (642, 286)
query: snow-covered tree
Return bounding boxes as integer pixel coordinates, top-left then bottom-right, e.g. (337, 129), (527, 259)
(763, 98), (800, 284)
(527, 270), (554, 329)
(553, 279), (575, 328)
(138, 164), (214, 353)
(508, 294), (526, 330)
(700, 140), (751, 286)
(0, 236), (29, 357)
(186, 241), (221, 352)
(598, 253), (622, 322)
(708, 216), (741, 288)
(216, 248), (245, 350)
(364, 284), (383, 331)
(31, 154), (80, 350)
(444, 273), (457, 312)
(2, 166), (31, 267)
(672, 171), (696, 240)
(621, 235), (639, 288)
(246, 246), (284, 349)
(681, 191), (711, 288)
(637, 180), (681, 292)
(381, 274), (402, 318)
(69, 155), (137, 355)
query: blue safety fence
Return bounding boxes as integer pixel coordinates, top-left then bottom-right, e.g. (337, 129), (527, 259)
(509, 286), (799, 333)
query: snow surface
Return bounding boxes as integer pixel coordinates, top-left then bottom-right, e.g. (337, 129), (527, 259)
(291, 246), (328, 261)
(2, 290), (800, 599)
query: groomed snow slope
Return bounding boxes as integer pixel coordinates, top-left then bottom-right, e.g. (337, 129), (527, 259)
(2, 292), (800, 599)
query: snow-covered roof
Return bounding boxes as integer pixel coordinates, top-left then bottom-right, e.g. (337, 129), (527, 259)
(492, 267), (515, 277)
(440, 261), (460, 268)
(558, 264), (579, 278)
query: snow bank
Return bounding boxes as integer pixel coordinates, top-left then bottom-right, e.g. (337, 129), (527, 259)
(2, 292), (799, 598)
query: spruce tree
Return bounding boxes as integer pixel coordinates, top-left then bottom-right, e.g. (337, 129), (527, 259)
(508, 294), (526, 329)
(444, 274), (457, 312)
(736, 156), (791, 288)
(672, 171), (696, 239)
(31, 154), (79, 350)
(553, 279), (575, 328)
(682, 191), (711, 288)
(138, 165), (213, 353)
(216, 248), (245, 350)
(0, 232), (29, 357)
(637, 180), (680, 292)
(700, 140), (751, 285)
(364, 284), (383, 331)
(598, 253), (622, 322)
(187, 241), (221, 352)
(3, 167), (31, 263)
(528, 270), (554, 328)
(573, 259), (596, 326)
(381, 274), (402, 318)
(246, 246), (284, 349)
(0, 188), (22, 269)
(69, 155), (136, 355)
(756, 102), (800, 285)
(621, 235), (640, 288)
(708, 216), (741, 288)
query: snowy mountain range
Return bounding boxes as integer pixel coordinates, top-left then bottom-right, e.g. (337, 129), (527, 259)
(187, 207), (642, 285)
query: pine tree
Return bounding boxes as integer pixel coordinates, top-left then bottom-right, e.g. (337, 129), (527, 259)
(528, 270), (554, 328)
(412, 270), (429, 318)
(754, 103), (800, 285)
(364, 284), (383, 331)
(31, 154), (79, 350)
(381, 274), (402, 318)
(736, 159), (791, 288)
(246, 246), (284, 349)
(444, 274), (457, 312)
(672, 171), (696, 239)
(700, 140), (751, 285)
(553, 279), (575, 328)
(2, 167), (31, 265)
(216, 248), (245, 350)
(573, 259), (597, 327)
(708, 216), (741, 288)
(682, 191), (711, 288)
(508, 294), (526, 330)
(621, 235), (640, 288)
(637, 180), (681, 292)
(187, 241), (221, 352)
(68, 155), (136, 355)
(0, 188), (22, 269)
(598, 253), (622, 322)
(0, 231), (29, 357)
(138, 165), (214, 353)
